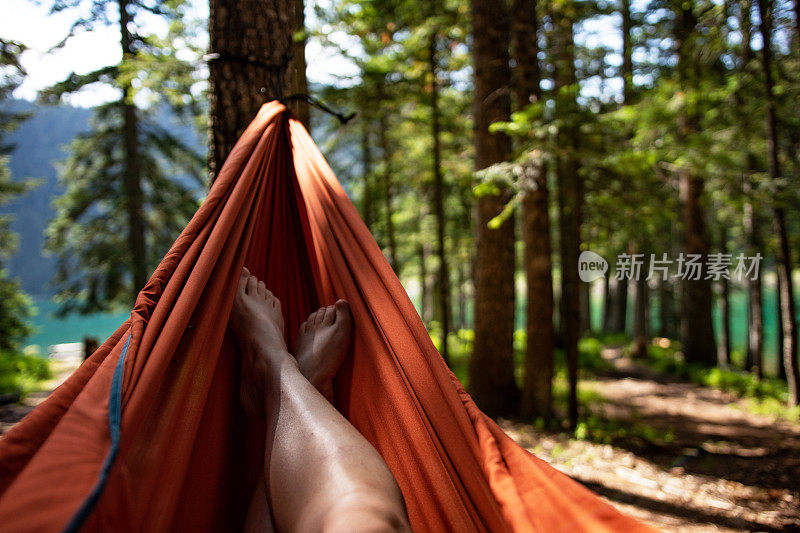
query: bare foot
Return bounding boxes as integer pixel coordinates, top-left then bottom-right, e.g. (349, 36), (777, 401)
(294, 300), (353, 403)
(229, 267), (293, 417)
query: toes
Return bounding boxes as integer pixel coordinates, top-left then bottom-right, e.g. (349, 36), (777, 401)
(335, 300), (352, 331)
(246, 274), (258, 295)
(299, 321), (307, 335)
(258, 280), (266, 297)
(237, 267), (249, 293)
(314, 309), (325, 326)
(322, 305), (336, 326)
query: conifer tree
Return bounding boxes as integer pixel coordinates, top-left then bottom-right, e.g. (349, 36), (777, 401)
(43, 0), (204, 314)
(0, 39), (36, 350)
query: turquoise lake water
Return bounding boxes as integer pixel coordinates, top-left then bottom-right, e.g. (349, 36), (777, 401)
(25, 283), (787, 375)
(24, 297), (130, 352)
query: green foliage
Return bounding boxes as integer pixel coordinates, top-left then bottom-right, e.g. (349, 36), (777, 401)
(550, 334), (614, 375)
(45, 104), (203, 314)
(572, 414), (676, 446)
(0, 348), (51, 397)
(41, 0), (205, 314)
(646, 341), (798, 420)
(0, 38), (37, 353)
(0, 271), (35, 352)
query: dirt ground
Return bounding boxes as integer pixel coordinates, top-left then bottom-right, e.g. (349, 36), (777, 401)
(502, 349), (800, 532)
(0, 358), (80, 436)
(2, 353), (799, 531)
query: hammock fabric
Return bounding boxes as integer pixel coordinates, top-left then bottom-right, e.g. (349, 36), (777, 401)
(0, 102), (653, 532)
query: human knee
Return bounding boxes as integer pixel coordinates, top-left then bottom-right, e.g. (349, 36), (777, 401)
(319, 492), (410, 533)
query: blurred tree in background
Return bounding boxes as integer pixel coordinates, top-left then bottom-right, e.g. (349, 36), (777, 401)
(0, 38), (36, 352)
(42, 0), (205, 314)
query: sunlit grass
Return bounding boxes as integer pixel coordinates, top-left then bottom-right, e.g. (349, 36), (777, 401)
(646, 340), (799, 421)
(0, 347), (52, 398)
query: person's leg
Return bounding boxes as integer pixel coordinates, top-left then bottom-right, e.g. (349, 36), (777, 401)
(231, 268), (410, 533)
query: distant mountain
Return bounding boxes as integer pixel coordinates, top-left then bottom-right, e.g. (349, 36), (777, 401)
(1, 100), (204, 297)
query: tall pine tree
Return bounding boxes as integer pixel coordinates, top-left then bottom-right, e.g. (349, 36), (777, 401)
(0, 39), (36, 350)
(44, 0), (204, 314)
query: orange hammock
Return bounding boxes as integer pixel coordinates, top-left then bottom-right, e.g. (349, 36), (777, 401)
(0, 102), (652, 532)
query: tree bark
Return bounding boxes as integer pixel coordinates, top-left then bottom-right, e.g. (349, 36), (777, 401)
(208, 0), (293, 180)
(621, 0), (634, 103)
(361, 118), (374, 229)
(512, 0), (543, 106)
(580, 280), (591, 334)
(743, 176), (759, 374)
(287, 0), (310, 128)
(755, 0), (799, 404)
(552, 0), (582, 427)
(513, 0), (554, 420)
(119, 0), (147, 294)
(429, 32), (451, 363)
(602, 274), (611, 332)
(378, 108), (399, 273)
(469, 0), (519, 417)
(632, 252), (649, 358)
(675, 2), (717, 366)
(609, 276), (629, 334)
(520, 163), (555, 420)
(717, 228), (732, 367)
(458, 259), (468, 330)
(418, 226), (430, 324)
(777, 273), (787, 381)
(659, 277), (676, 339)
(678, 172), (717, 365)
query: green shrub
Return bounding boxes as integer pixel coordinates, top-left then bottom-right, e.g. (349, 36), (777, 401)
(644, 340), (797, 420)
(0, 348), (51, 397)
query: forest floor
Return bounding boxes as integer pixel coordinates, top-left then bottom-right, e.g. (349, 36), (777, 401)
(0, 358), (80, 436)
(2, 352), (799, 531)
(502, 347), (800, 532)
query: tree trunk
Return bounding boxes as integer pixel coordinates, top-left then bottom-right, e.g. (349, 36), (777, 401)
(429, 32), (451, 363)
(755, 0), (799, 405)
(418, 233), (430, 324)
(361, 118), (374, 229)
(287, 0), (310, 128)
(659, 277), (676, 339)
(557, 155), (582, 427)
(469, 0), (519, 417)
(609, 276), (628, 334)
(632, 252), (649, 358)
(738, 0), (762, 374)
(621, 0), (634, 103)
(718, 228), (732, 367)
(675, 2), (717, 366)
(580, 280), (591, 334)
(552, 1), (582, 427)
(512, 0), (543, 107)
(208, 0), (293, 180)
(678, 172), (717, 365)
(458, 259), (468, 330)
(602, 274), (611, 332)
(743, 181), (760, 374)
(744, 215), (764, 374)
(513, 0), (553, 420)
(777, 273), (787, 381)
(378, 109), (399, 273)
(119, 0), (147, 294)
(520, 163), (555, 420)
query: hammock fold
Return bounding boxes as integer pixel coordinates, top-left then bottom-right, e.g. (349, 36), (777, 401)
(0, 102), (653, 532)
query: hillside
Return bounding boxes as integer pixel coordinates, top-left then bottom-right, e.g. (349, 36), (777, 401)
(2, 100), (204, 297)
